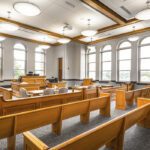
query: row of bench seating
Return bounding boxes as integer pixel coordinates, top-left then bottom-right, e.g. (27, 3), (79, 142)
(116, 87), (150, 110)
(0, 87), (102, 116)
(0, 94), (110, 150)
(23, 98), (150, 150)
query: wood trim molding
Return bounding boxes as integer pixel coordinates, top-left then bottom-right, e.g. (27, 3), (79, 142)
(0, 17), (69, 39)
(0, 32), (53, 46)
(89, 27), (150, 44)
(81, 0), (127, 25)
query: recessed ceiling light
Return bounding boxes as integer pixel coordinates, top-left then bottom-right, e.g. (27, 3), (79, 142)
(14, 2), (41, 16)
(0, 22), (19, 31)
(0, 36), (6, 41)
(135, 0), (150, 20)
(58, 38), (71, 44)
(39, 45), (50, 49)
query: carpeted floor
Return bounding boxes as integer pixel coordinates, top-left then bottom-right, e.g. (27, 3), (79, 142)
(0, 101), (150, 150)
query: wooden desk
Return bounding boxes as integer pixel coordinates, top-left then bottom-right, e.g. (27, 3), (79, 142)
(47, 82), (66, 88)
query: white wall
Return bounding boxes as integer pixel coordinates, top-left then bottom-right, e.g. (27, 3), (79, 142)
(92, 31), (150, 82)
(49, 42), (86, 79)
(1, 38), (51, 79)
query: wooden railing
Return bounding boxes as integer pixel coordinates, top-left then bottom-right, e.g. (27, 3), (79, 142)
(0, 94), (110, 150)
(23, 103), (150, 150)
(116, 87), (150, 110)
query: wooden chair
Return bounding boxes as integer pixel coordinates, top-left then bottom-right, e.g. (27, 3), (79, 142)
(82, 78), (93, 86)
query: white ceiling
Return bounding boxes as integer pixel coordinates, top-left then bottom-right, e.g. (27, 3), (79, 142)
(0, 0), (149, 44)
(81, 20), (150, 42)
(99, 0), (148, 20)
(0, 0), (115, 41)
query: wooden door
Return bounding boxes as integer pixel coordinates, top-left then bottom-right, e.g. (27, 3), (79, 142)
(58, 58), (63, 81)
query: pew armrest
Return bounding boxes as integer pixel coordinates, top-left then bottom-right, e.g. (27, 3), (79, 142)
(23, 132), (49, 150)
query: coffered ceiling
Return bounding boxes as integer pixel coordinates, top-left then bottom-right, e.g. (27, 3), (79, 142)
(0, 0), (149, 45)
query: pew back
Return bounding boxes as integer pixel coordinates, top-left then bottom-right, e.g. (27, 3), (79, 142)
(0, 91), (83, 116)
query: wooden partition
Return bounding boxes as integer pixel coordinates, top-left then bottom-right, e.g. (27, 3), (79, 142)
(21, 76), (46, 88)
(0, 87), (101, 116)
(0, 94), (110, 150)
(23, 103), (150, 150)
(116, 87), (150, 110)
(0, 87), (13, 100)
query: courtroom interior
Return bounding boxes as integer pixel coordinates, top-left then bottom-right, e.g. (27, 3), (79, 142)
(0, 0), (150, 150)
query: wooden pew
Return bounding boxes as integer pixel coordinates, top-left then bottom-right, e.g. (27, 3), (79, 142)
(23, 103), (150, 150)
(116, 87), (150, 110)
(47, 82), (67, 88)
(137, 97), (150, 128)
(0, 91), (83, 116)
(0, 87), (101, 116)
(82, 78), (93, 86)
(0, 87), (13, 100)
(100, 86), (126, 100)
(0, 94), (110, 150)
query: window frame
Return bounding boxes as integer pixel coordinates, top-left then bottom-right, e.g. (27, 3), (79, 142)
(87, 46), (96, 80)
(13, 43), (27, 78)
(100, 45), (112, 81)
(117, 41), (132, 82)
(138, 36), (150, 83)
(35, 48), (46, 76)
(0, 43), (3, 80)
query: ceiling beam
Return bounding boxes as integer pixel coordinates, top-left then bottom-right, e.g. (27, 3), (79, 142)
(73, 19), (139, 40)
(0, 17), (69, 39)
(0, 32), (53, 46)
(81, 0), (127, 25)
(89, 27), (150, 44)
(0, 17), (87, 45)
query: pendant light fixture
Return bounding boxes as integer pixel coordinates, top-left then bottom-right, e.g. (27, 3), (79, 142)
(14, 2), (41, 16)
(81, 19), (97, 37)
(38, 45), (50, 49)
(58, 26), (71, 44)
(128, 26), (139, 42)
(39, 36), (51, 49)
(0, 36), (6, 41)
(0, 11), (19, 32)
(135, 0), (150, 20)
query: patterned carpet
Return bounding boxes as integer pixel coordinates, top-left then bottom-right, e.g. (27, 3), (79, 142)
(0, 101), (150, 150)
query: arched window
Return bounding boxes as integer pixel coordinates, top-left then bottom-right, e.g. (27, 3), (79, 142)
(100, 45), (112, 81)
(87, 46), (96, 80)
(14, 43), (26, 78)
(139, 37), (150, 82)
(0, 43), (2, 79)
(118, 41), (132, 81)
(35, 47), (46, 75)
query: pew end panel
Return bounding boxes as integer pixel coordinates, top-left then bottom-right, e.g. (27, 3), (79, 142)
(137, 98), (150, 128)
(116, 90), (126, 110)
